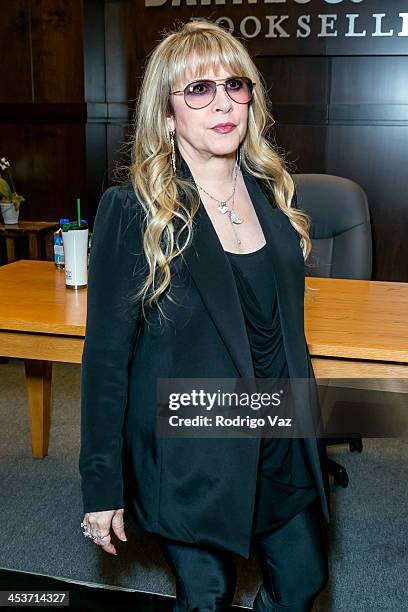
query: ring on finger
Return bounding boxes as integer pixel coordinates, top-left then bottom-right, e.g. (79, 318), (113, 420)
(80, 522), (109, 546)
(92, 532), (110, 546)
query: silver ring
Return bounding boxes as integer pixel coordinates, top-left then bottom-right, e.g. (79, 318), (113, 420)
(92, 533), (109, 546)
(80, 522), (109, 546)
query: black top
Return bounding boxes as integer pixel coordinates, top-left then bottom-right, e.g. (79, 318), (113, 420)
(225, 241), (317, 534)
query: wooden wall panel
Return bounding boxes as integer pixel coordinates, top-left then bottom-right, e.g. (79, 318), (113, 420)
(107, 123), (133, 184)
(0, 123), (86, 222)
(0, 0), (86, 241)
(30, 0), (84, 102)
(326, 125), (408, 282)
(273, 125), (329, 175)
(0, 0), (32, 103)
(330, 57), (408, 105)
(105, 0), (138, 103)
(256, 57), (329, 105)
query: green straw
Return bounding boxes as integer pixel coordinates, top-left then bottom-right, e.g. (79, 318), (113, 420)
(77, 198), (81, 227)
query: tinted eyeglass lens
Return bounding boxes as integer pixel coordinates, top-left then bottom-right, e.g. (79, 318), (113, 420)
(184, 78), (253, 109)
(185, 81), (216, 108)
(226, 78), (253, 104)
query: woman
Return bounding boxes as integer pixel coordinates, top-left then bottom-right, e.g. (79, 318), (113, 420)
(79, 19), (331, 611)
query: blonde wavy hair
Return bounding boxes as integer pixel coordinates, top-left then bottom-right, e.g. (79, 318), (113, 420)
(127, 19), (312, 322)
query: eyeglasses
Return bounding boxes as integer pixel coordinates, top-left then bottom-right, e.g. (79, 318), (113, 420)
(170, 77), (255, 110)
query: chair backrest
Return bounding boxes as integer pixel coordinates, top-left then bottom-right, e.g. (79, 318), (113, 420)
(292, 173), (372, 280)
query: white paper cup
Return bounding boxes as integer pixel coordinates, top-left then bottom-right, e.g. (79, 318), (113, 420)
(62, 225), (89, 289)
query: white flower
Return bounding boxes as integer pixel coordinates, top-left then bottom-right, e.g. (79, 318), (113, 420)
(0, 157), (6, 163)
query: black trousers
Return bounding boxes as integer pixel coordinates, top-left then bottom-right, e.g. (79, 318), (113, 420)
(158, 498), (328, 612)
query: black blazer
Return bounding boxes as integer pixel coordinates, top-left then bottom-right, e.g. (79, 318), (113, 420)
(79, 157), (331, 559)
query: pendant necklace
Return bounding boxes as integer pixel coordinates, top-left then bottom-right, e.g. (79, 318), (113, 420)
(195, 163), (244, 246)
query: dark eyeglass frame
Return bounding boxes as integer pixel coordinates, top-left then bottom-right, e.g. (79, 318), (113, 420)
(170, 76), (256, 109)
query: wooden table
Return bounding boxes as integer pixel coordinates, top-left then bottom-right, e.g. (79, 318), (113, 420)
(0, 221), (60, 264)
(0, 261), (407, 458)
(0, 260), (85, 457)
(305, 277), (408, 381)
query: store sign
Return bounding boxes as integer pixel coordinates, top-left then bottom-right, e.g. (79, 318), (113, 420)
(140, 0), (408, 55)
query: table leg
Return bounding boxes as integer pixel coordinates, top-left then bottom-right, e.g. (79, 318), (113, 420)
(5, 237), (16, 263)
(28, 234), (41, 260)
(44, 232), (54, 261)
(24, 359), (53, 458)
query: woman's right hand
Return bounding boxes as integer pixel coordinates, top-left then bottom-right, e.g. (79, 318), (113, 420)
(82, 508), (127, 556)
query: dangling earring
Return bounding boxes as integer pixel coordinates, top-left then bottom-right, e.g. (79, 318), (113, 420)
(169, 130), (176, 173)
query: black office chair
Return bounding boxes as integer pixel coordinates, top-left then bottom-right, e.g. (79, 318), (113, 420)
(293, 173), (373, 487)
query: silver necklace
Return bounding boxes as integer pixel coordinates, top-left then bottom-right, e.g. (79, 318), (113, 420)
(195, 164), (244, 246)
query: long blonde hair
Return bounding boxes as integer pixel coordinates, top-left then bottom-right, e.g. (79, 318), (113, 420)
(127, 19), (312, 322)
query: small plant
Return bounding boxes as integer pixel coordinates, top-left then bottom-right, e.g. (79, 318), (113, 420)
(0, 157), (25, 210)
